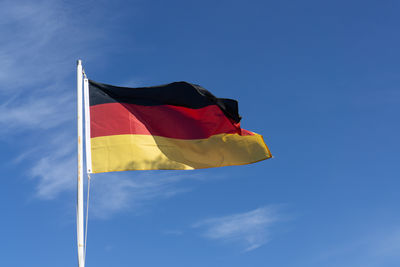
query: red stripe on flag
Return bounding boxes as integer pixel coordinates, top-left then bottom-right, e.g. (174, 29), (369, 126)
(90, 103), (252, 139)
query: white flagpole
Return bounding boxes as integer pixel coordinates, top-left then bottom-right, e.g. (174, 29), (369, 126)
(83, 76), (92, 173)
(77, 59), (85, 267)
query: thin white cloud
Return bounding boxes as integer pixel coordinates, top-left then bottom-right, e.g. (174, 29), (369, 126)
(373, 228), (400, 257)
(313, 226), (400, 267)
(193, 206), (281, 251)
(0, 0), (102, 200)
(0, 93), (73, 132)
(0, 0), (100, 133)
(29, 132), (76, 199)
(0, 0), (99, 91)
(90, 172), (197, 219)
(31, 152), (76, 199)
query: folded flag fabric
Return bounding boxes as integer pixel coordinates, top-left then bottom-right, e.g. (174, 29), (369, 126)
(88, 80), (271, 173)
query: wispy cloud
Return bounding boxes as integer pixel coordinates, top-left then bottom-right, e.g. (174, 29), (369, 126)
(0, 0), (99, 91)
(29, 132), (76, 199)
(90, 172), (198, 219)
(0, 0), (103, 200)
(0, 0), (95, 132)
(193, 206), (281, 251)
(0, 92), (73, 132)
(312, 226), (400, 267)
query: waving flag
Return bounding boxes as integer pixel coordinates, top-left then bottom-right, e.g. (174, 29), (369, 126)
(87, 80), (271, 173)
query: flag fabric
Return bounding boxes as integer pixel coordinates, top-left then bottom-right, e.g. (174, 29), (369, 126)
(88, 80), (271, 173)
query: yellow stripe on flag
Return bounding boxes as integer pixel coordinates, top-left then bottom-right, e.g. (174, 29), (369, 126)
(90, 133), (271, 173)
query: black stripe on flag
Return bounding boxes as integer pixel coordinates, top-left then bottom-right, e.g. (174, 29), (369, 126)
(89, 80), (241, 123)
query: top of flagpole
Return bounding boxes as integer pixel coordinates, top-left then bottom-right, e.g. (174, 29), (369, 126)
(77, 59), (82, 66)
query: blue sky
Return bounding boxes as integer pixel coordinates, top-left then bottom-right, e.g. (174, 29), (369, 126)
(1, 0), (399, 266)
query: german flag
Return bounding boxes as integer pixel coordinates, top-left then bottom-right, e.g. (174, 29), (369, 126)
(88, 80), (271, 173)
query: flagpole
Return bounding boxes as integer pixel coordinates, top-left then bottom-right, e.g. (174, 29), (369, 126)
(83, 77), (92, 173)
(77, 59), (85, 267)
